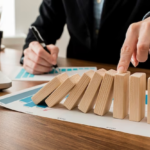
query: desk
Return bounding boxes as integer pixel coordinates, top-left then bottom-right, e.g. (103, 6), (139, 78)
(0, 48), (150, 150)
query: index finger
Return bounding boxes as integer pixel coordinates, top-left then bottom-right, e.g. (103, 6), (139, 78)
(117, 23), (139, 73)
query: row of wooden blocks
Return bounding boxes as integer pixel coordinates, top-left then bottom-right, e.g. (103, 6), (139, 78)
(32, 69), (150, 123)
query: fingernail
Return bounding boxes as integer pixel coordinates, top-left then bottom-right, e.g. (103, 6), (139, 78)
(135, 61), (139, 67)
(131, 58), (139, 68)
(118, 66), (125, 73)
(134, 61), (139, 68)
(131, 58), (136, 67)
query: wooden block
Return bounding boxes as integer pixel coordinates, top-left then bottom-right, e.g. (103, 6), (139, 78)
(32, 73), (68, 104)
(94, 69), (117, 116)
(129, 73), (146, 122)
(147, 78), (150, 124)
(45, 74), (80, 107)
(113, 71), (130, 119)
(78, 69), (106, 113)
(64, 70), (95, 110)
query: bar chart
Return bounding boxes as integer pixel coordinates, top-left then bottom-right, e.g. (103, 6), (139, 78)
(14, 67), (97, 80)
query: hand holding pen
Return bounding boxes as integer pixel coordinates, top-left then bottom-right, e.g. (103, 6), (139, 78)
(23, 26), (60, 74)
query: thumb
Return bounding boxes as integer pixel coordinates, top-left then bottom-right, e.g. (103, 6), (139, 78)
(47, 45), (59, 65)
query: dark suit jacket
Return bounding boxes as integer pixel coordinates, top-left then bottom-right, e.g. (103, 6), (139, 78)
(23, 0), (150, 69)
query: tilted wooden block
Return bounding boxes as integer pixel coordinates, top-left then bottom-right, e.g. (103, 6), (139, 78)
(32, 73), (68, 104)
(78, 69), (106, 113)
(129, 73), (146, 122)
(147, 78), (150, 124)
(94, 69), (117, 116)
(64, 70), (95, 110)
(45, 74), (80, 107)
(113, 71), (130, 119)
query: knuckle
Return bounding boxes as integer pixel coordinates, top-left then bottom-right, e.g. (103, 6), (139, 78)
(29, 42), (34, 48)
(142, 21), (150, 29)
(24, 49), (28, 55)
(37, 48), (43, 56)
(32, 63), (38, 70)
(35, 55), (40, 62)
(49, 44), (55, 48)
(128, 23), (138, 33)
(137, 43), (148, 52)
(24, 49), (27, 55)
(121, 46), (132, 55)
(29, 41), (38, 48)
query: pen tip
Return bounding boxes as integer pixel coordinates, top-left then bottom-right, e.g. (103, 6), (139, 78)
(56, 67), (60, 74)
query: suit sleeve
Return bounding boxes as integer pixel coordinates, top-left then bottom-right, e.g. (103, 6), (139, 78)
(21, 0), (66, 64)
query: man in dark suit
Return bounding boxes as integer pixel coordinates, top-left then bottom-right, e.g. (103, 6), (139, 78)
(22, 0), (150, 74)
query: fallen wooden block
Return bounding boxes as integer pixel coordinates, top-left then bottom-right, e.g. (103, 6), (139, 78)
(45, 74), (80, 107)
(78, 69), (106, 113)
(129, 73), (146, 122)
(147, 78), (150, 124)
(113, 71), (130, 119)
(94, 69), (117, 116)
(32, 73), (68, 104)
(64, 70), (95, 110)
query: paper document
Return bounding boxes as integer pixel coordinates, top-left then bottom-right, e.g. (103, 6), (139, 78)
(10, 67), (97, 81)
(0, 85), (149, 137)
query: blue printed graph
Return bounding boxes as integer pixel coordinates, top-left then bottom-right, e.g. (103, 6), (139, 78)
(15, 67), (96, 79)
(0, 87), (47, 108)
(21, 96), (47, 108)
(0, 87), (70, 109)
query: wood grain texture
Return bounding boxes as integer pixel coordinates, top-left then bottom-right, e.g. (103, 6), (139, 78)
(1, 107), (150, 150)
(113, 72), (130, 119)
(1, 49), (150, 150)
(45, 74), (80, 107)
(129, 73), (146, 122)
(32, 73), (68, 104)
(94, 70), (117, 116)
(78, 69), (106, 113)
(64, 70), (95, 110)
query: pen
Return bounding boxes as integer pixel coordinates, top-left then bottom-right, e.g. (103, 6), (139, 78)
(30, 26), (60, 73)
